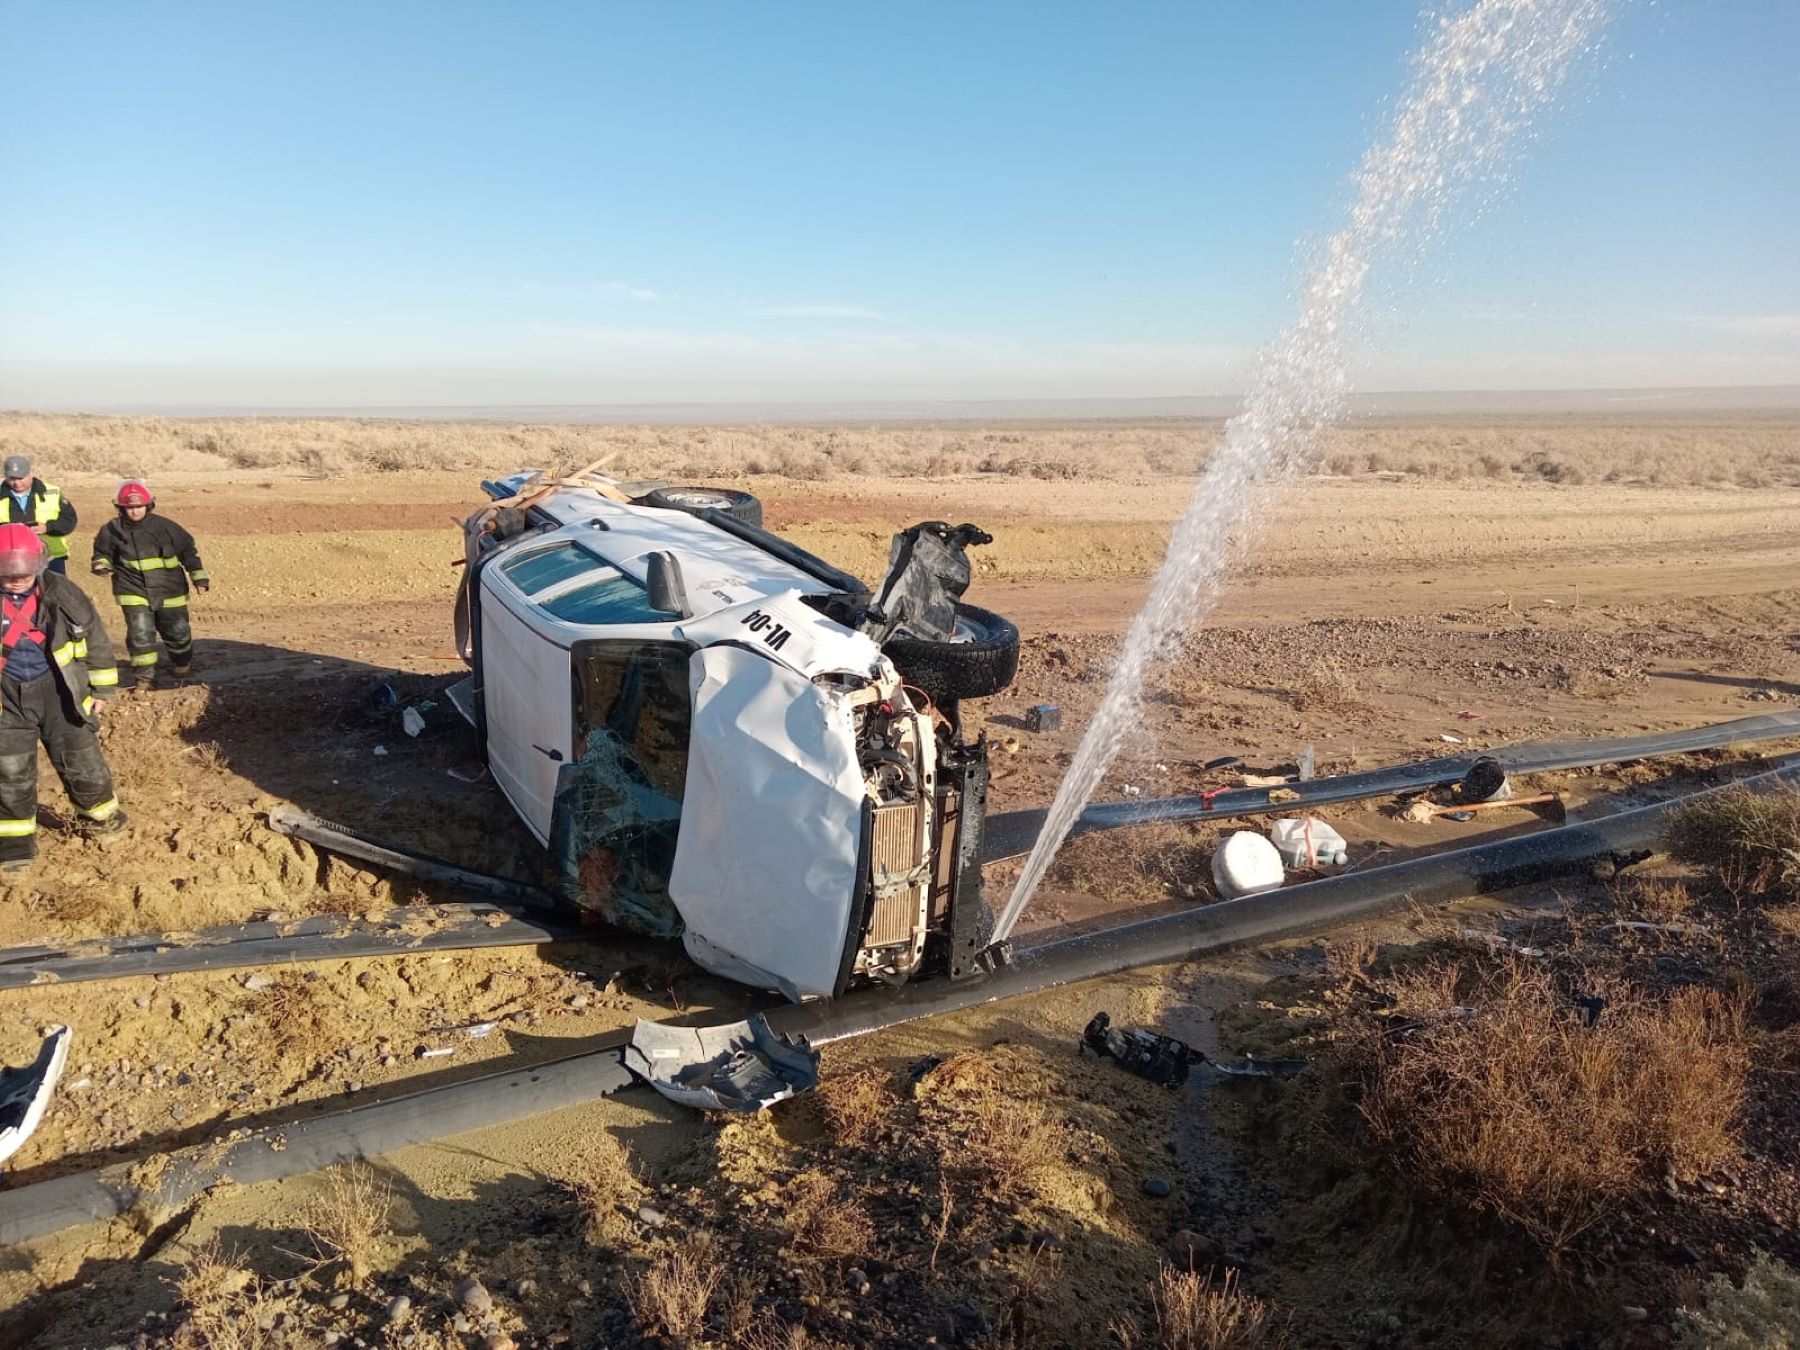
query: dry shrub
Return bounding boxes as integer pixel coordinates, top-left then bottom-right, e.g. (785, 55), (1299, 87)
(819, 1065), (896, 1148)
(301, 1162), (391, 1286)
(172, 1243), (278, 1350)
(782, 1171), (876, 1261)
(1353, 960), (1749, 1253)
(1667, 785), (1800, 902)
(1676, 1252), (1800, 1348)
(257, 973), (353, 1063)
(916, 1053), (1064, 1202)
(1623, 878), (1698, 922)
(1287, 658), (1363, 712)
(1150, 1264), (1286, 1350)
(1050, 820), (1213, 905)
(1767, 905), (1800, 940)
(628, 1237), (721, 1345)
(735, 1319), (848, 1350)
(560, 1131), (644, 1244)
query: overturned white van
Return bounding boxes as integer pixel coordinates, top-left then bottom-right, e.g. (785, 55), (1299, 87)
(453, 470), (1018, 1001)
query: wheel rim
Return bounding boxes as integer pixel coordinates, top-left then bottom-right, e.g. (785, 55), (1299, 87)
(665, 489), (731, 509)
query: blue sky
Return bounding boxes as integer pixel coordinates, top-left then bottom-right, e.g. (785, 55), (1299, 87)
(0, 1), (1795, 409)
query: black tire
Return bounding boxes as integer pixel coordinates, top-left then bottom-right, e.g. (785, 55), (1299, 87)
(639, 485), (763, 529)
(883, 603), (1020, 703)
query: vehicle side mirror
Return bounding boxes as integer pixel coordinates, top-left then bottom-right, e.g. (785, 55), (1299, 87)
(646, 551), (691, 617)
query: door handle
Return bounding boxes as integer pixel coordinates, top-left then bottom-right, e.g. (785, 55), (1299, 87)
(533, 745), (565, 762)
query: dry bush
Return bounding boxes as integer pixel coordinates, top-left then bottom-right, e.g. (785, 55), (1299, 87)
(819, 1065), (896, 1148)
(782, 1172), (876, 1261)
(1667, 786), (1800, 902)
(1621, 878), (1698, 922)
(1322, 935), (1379, 985)
(1767, 905), (1800, 940)
(1150, 1264), (1286, 1350)
(5, 409), (1797, 487)
(916, 1053), (1065, 1202)
(301, 1162), (391, 1286)
(628, 1237), (722, 1345)
(1050, 820), (1213, 905)
(560, 1131), (644, 1244)
(257, 973), (353, 1063)
(1352, 960), (1749, 1253)
(734, 1319), (848, 1350)
(1676, 1252), (1800, 1348)
(171, 1243), (279, 1350)
(1286, 658), (1363, 712)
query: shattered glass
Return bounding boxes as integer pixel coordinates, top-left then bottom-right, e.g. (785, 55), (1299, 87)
(548, 642), (692, 936)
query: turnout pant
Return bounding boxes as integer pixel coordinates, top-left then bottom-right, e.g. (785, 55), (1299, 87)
(0, 675), (120, 861)
(122, 598), (193, 676)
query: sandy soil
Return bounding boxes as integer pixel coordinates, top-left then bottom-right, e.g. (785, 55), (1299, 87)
(2, 461), (1799, 1347)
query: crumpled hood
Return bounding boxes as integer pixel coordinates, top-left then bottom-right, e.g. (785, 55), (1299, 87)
(668, 644), (865, 1000)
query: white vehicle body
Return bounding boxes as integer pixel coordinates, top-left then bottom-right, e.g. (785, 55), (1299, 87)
(462, 472), (986, 1001)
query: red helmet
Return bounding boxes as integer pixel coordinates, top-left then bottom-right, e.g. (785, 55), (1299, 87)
(0, 522), (47, 579)
(116, 479), (154, 509)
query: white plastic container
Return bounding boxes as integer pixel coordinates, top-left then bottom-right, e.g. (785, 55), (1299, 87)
(1270, 817), (1348, 868)
(1211, 831), (1287, 899)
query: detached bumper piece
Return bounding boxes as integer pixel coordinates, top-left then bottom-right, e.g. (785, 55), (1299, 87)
(625, 1014), (820, 1113)
(0, 1024), (70, 1168)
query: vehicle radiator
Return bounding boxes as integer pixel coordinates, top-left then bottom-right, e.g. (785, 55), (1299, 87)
(867, 801), (930, 948)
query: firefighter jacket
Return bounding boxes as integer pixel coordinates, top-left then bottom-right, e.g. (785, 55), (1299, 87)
(2, 480), (76, 561)
(91, 511), (209, 609)
(0, 572), (119, 719)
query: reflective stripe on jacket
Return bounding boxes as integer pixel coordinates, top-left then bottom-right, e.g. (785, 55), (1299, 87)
(0, 572), (118, 720)
(91, 512), (208, 606)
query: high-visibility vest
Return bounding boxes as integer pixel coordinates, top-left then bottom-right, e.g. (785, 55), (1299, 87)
(23, 485), (68, 560)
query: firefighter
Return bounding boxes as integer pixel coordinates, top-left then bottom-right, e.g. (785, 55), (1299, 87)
(1, 455), (77, 576)
(0, 524), (124, 871)
(90, 480), (210, 684)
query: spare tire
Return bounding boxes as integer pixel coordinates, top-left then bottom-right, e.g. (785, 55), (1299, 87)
(883, 603), (1020, 703)
(638, 485), (763, 529)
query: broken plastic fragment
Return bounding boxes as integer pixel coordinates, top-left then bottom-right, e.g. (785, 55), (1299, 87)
(625, 1014), (819, 1113)
(0, 1025), (70, 1168)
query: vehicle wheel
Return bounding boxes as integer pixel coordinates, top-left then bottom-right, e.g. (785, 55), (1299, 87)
(639, 485), (764, 529)
(883, 603), (1021, 703)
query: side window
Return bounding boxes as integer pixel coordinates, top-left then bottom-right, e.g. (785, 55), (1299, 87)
(499, 542), (601, 594)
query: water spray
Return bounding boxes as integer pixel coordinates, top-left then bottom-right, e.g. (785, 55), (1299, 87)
(994, 0), (1619, 942)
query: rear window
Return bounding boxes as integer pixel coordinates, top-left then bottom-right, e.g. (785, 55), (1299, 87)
(500, 542), (601, 594)
(542, 571), (670, 625)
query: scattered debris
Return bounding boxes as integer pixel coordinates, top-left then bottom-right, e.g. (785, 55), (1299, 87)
(1267, 787), (1301, 805)
(1081, 1013), (1306, 1087)
(1403, 791), (1565, 825)
(625, 1014), (819, 1112)
(1271, 816), (1348, 868)
(1211, 831), (1286, 899)
(1297, 745), (1317, 781)
(1439, 733), (1465, 744)
(401, 706), (427, 738)
(0, 1025), (70, 1168)
(1458, 755), (1511, 803)
(1241, 773), (1292, 789)
(1025, 702), (1062, 732)
(1081, 1012), (1202, 1087)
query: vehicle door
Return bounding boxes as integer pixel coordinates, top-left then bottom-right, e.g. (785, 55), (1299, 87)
(478, 541), (596, 840)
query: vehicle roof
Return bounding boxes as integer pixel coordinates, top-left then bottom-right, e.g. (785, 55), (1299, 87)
(519, 487), (832, 622)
